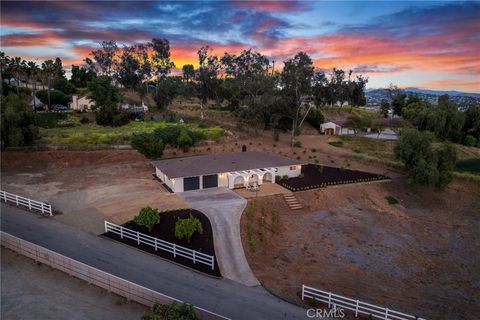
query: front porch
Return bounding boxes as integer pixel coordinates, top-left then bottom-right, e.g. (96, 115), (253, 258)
(227, 168), (276, 190)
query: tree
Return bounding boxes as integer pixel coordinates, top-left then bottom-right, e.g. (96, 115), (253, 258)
(26, 61), (41, 109)
(196, 46), (220, 118)
(182, 64), (195, 83)
(116, 45), (141, 91)
(151, 38), (175, 95)
(281, 52), (314, 146)
(154, 76), (180, 110)
(1, 93), (39, 148)
(36, 89), (70, 106)
(142, 302), (199, 320)
(133, 207), (160, 232)
(394, 128), (457, 190)
(131, 133), (165, 159)
(462, 105), (480, 145)
(380, 99), (390, 118)
(175, 214), (203, 243)
(70, 64), (96, 87)
(53, 76), (76, 95)
(91, 40), (118, 76)
(88, 75), (121, 107)
(344, 115), (367, 135)
(41, 59), (55, 110)
(386, 85), (407, 116)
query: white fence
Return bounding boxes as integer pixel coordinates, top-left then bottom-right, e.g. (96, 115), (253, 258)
(105, 221), (215, 270)
(0, 231), (229, 320)
(302, 285), (425, 320)
(0, 190), (52, 216)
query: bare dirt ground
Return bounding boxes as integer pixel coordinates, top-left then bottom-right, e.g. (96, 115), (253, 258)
(1, 150), (186, 234)
(1, 247), (147, 320)
(240, 177), (480, 319)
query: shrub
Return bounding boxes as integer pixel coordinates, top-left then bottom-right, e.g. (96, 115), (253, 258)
(175, 214), (203, 243)
(463, 135), (476, 146)
(177, 129), (194, 152)
(293, 141), (302, 148)
(133, 207), (160, 232)
(311, 148), (317, 152)
(143, 301), (199, 320)
(131, 133), (165, 159)
(386, 196), (399, 204)
(328, 141), (343, 147)
(79, 115), (89, 124)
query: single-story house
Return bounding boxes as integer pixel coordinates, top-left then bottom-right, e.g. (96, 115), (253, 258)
(152, 151), (302, 193)
(120, 102), (149, 114)
(69, 95), (95, 111)
(320, 120), (355, 135)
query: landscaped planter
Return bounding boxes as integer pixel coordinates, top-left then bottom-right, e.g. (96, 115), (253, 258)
(103, 208), (221, 276)
(277, 164), (389, 192)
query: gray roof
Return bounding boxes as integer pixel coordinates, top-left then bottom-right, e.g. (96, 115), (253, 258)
(152, 152), (301, 179)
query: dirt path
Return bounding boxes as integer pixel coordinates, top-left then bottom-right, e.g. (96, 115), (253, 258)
(240, 178), (480, 319)
(1, 150), (186, 234)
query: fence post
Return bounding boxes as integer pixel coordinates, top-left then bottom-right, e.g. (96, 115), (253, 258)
(154, 238), (157, 251)
(385, 308), (389, 320)
(104, 221), (108, 233)
(211, 257), (214, 270)
(16, 195), (19, 206)
(120, 226), (123, 239)
(193, 250), (196, 264)
(48, 205), (52, 216)
(328, 292), (332, 308)
(301, 285), (304, 300)
(137, 231), (140, 245)
(355, 300), (359, 317)
(28, 199), (32, 210)
(173, 244), (176, 258)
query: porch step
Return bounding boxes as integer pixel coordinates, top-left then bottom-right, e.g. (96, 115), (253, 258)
(283, 193), (303, 210)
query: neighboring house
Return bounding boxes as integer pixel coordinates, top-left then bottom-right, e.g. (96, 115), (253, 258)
(152, 151), (302, 193)
(69, 95), (95, 111)
(29, 94), (44, 109)
(120, 102), (149, 114)
(320, 120), (355, 135)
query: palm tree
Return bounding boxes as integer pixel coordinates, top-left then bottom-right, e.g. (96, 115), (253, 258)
(10, 57), (25, 94)
(0, 52), (10, 94)
(27, 61), (40, 110)
(42, 59), (55, 111)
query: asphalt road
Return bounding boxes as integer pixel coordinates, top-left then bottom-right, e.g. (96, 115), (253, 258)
(0, 204), (308, 320)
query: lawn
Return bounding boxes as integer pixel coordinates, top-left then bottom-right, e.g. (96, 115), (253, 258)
(103, 208), (220, 276)
(39, 119), (224, 146)
(277, 164), (389, 191)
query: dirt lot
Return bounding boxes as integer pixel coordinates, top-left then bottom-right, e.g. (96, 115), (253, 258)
(240, 177), (480, 319)
(1, 150), (186, 234)
(1, 248), (147, 320)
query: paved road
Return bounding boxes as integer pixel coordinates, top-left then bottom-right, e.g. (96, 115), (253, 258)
(0, 204), (308, 320)
(180, 188), (259, 286)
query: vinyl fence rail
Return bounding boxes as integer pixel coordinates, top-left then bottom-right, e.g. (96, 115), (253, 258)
(0, 190), (52, 216)
(302, 285), (426, 320)
(105, 221), (215, 270)
(0, 231), (229, 320)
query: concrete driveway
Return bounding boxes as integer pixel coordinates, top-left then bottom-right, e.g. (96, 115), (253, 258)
(180, 188), (260, 287)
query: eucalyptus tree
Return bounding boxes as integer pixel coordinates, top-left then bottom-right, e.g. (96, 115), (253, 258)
(196, 46), (220, 118)
(91, 40), (118, 76)
(150, 38), (175, 109)
(26, 61), (41, 109)
(281, 52), (315, 146)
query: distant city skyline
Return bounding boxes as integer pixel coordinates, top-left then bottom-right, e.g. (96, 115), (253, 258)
(1, 1), (479, 92)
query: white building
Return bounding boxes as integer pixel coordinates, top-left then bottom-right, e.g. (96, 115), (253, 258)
(152, 152), (302, 193)
(320, 121), (355, 135)
(69, 95), (95, 111)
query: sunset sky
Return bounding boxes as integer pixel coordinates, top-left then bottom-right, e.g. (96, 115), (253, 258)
(1, 1), (479, 92)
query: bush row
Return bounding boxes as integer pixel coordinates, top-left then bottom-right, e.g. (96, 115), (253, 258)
(279, 176), (389, 192)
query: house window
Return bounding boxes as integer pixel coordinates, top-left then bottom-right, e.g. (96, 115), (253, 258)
(289, 165), (298, 170)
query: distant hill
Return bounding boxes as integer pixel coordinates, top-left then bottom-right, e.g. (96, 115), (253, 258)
(365, 87), (480, 108)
